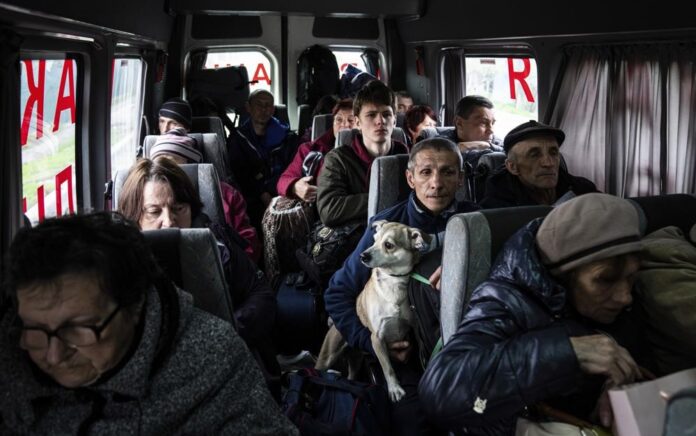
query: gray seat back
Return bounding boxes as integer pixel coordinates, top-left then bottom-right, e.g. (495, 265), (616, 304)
(113, 163), (226, 226)
(417, 126), (455, 142)
(664, 387), (696, 436)
(312, 114), (333, 141)
(275, 104), (290, 128)
(190, 116), (233, 183)
(298, 104), (312, 138)
(143, 227), (233, 322)
(440, 206), (552, 343)
(142, 133), (231, 185)
(336, 127), (408, 148)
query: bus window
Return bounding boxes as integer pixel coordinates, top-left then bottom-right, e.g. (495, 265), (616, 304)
(332, 50), (369, 76)
(110, 58), (144, 177)
(204, 49), (273, 93)
(20, 58), (78, 224)
(465, 56), (538, 138)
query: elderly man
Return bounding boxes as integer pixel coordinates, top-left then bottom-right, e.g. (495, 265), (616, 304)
(419, 193), (653, 435)
(0, 212), (297, 435)
(158, 97), (192, 133)
(479, 120), (597, 208)
(325, 137), (480, 435)
(232, 90), (298, 228)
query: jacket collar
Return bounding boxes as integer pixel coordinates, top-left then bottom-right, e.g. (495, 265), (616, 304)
(240, 116), (289, 149)
(489, 218), (568, 314)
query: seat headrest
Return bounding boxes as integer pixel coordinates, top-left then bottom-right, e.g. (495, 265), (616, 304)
(274, 104), (290, 128)
(312, 114), (334, 141)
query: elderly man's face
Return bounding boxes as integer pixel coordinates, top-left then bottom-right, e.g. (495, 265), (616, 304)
(406, 148), (463, 215)
(396, 96), (413, 114)
(567, 254), (640, 324)
(159, 116), (187, 135)
(506, 136), (561, 190)
(246, 93), (275, 126)
(17, 272), (142, 388)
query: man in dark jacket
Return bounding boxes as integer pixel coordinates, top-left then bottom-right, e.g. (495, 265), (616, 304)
(0, 212), (297, 435)
(325, 137), (480, 435)
(419, 193), (651, 435)
(479, 120), (597, 208)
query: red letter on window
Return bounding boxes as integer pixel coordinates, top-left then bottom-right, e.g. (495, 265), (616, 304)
(20, 60), (46, 146)
(507, 58), (535, 103)
(252, 63), (272, 85)
(55, 165), (74, 217)
(37, 185), (46, 223)
(53, 61), (76, 132)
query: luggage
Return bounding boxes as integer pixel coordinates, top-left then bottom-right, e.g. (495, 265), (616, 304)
(296, 44), (340, 108)
(282, 367), (391, 436)
(274, 272), (327, 355)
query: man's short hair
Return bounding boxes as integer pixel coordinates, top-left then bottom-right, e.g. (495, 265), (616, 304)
(455, 95), (494, 119)
(407, 137), (463, 172)
(353, 80), (396, 117)
(248, 89), (274, 103)
(4, 212), (162, 308)
(395, 90), (412, 100)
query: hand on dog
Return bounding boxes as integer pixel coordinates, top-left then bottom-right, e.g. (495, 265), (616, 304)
(388, 340), (412, 363)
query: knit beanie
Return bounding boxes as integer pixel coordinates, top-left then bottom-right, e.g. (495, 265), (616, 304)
(151, 128), (202, 163)
(159, 98), (192, 130)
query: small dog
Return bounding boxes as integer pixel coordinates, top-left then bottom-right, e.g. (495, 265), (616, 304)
(315, 220), (430, 402)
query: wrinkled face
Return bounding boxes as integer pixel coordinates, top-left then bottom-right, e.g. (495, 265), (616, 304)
(246, 93), (275, 125)
(355, 103), (396, 153)
(506, 136), (560, 189)
(158, 116), (186, 135)
(17, 273), (141, 388)
(332, 108), (357, 137)
(360, 221), (429, 276)
(139, 180), (192, 230)
(567, 254), (640, 324)
(411, 115), (437, 140)
(406, 148), (463, 216)
(454, 106), (495, 142)
(396, 96), (414, 114)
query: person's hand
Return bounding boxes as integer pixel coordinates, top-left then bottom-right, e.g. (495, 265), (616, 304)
(292, 176), (317, 202)
(570, 334), (641, 386)
(458, 141), (491, 151)
(594, 385), (614, 428)
(260, 192), (273, 208)
(388, 340), (412, 363)
(429, 266), (442, 291)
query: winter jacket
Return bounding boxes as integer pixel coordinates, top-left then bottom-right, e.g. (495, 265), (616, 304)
(325, 192), (479, 356)
(316, 134), (408, 227)
(220, 181), (261, 263)
(0, 285), (298, 435)
(479, 166), (598, 209)
(276, 129), (335, 198)
(418, 219), (648, 435)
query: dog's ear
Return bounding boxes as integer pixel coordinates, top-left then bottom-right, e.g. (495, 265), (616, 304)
(371, 220), (387, 233)
(409, 229), (431, 251)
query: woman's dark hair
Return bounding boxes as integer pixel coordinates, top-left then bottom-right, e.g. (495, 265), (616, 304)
(118, 157), (203, 225)
(404, 105), (438, 135)
(4, 212), (163, 308)
(331, 98), (354, 115)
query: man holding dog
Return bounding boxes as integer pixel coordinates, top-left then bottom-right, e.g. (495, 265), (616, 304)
(324, 137), (480, 435)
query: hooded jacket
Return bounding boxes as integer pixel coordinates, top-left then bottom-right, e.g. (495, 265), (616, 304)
(316, 134), (408, 227)
(324, 192), (479, 356)
(0, 285), (298, 435)
(418, 219), (645, 435)
(479, 166), (598, 209)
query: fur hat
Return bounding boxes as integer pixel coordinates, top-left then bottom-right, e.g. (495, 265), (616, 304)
(159, 97), (192, 130)
(503, 120), (565, 154)
(536, 193), (642, 275)
(151, 128), (202, 163)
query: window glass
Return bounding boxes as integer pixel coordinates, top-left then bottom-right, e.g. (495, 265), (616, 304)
(332, 50), (370, 77)
(20, 58), (78, 224)
(110, 58), (144, 177)
(205, 50), (273, 93)
(465, 57), (538, 139)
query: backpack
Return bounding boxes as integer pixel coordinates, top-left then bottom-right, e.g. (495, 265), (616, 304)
(282, 368), (391, 436)
(297, 45), (340, 108)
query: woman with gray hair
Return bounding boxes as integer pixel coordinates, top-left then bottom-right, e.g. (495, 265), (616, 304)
(419, 193), (654, 435)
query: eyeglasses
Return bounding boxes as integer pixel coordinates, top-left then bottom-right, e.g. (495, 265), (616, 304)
(19, 305), (121, 350)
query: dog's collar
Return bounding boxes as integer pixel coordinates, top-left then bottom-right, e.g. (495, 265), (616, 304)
(385, 271), (431, 286)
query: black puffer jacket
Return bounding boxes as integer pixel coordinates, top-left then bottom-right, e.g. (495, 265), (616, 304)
(418, 219), (644, 435)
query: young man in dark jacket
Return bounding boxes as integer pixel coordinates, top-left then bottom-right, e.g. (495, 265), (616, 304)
(479, 120), (597, 208)
(324, 137), (480, 435)
(419, 193), (652, 435)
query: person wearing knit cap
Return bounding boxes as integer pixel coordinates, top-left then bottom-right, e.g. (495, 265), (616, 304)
(479, 120), (598, 209)
(420, 193), (654, 435)
(159, 97), (193, 133)
(153, 127), (261, 263)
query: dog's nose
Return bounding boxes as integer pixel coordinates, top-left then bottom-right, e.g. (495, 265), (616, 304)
(360, 251), (371, 263)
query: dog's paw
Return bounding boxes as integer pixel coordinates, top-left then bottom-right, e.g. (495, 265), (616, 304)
(388, 384), (406, 402)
